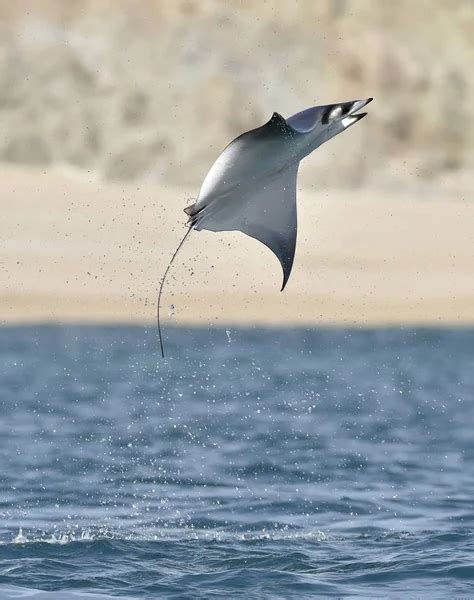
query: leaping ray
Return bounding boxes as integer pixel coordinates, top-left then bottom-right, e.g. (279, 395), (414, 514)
(157, 97), (373, 356)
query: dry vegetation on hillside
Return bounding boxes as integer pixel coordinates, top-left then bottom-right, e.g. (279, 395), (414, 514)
(0, 0), (471, 189)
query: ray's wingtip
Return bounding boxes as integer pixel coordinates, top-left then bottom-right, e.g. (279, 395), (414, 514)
(279, 259), (294, 291)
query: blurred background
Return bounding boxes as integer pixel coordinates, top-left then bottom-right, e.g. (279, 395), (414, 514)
(1, 0), (473, 325)
(0, 0), (473, 188)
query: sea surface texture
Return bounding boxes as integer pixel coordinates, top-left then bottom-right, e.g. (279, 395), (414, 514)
(0, 326), (473, 599)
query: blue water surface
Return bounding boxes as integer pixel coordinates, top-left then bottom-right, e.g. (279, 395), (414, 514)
(0, 325), (473, 598)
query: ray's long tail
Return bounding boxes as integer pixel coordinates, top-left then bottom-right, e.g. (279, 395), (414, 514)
(157, 226), (193, 358)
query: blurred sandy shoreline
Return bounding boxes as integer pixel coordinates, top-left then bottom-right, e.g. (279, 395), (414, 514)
(0, 0), (472, 329)
(1, 165), (473, 327)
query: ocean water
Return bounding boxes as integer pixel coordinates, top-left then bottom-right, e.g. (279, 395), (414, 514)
(0, 325), (473, 599)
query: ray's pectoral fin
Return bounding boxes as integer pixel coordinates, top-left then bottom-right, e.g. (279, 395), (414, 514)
(187, 163), (299, 290)
(240, 221), (296, 291)
(233, 163), (299, 291)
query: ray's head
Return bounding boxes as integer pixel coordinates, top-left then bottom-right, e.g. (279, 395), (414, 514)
(286, 97), (373, 145)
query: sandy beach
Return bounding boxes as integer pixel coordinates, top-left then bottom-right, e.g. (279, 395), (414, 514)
(1, 165), (472, 327)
